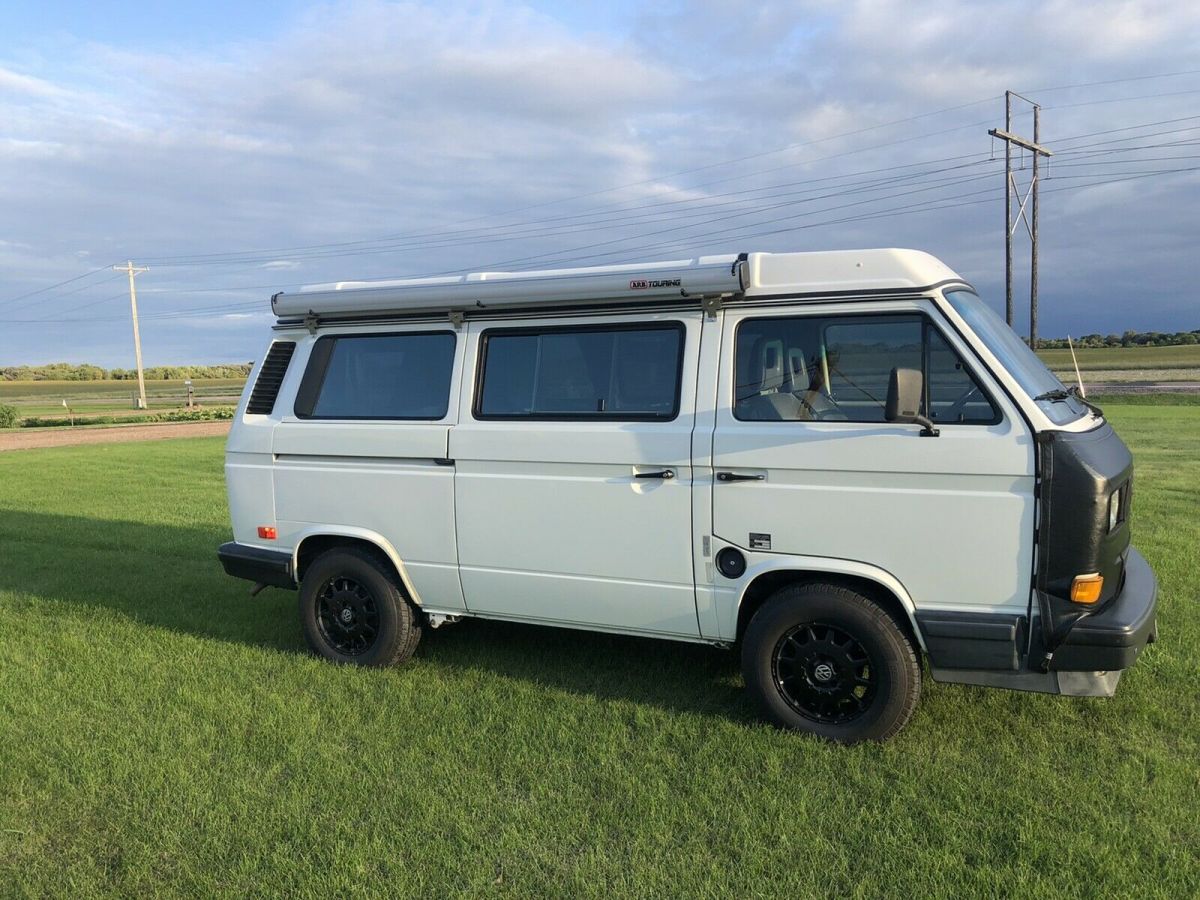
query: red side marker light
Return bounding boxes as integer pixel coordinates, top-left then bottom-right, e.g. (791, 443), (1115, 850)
(257, 526), (278, 540)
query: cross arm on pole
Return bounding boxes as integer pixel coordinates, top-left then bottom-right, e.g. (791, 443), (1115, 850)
(988, 128), (1053, 157)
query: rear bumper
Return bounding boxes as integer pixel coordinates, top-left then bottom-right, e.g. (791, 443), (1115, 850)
(1050, 546), (1158, 672)
(218, 541), (296, 589)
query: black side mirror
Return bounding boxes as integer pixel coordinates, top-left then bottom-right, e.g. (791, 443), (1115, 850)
(885, 367), (939, 437)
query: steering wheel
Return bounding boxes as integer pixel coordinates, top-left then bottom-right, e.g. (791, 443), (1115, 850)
(942, 384), (981, 423)
(799, 389), (847, 421)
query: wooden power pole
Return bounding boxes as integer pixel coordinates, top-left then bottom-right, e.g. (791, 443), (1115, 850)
(114, 260), (150, 409)
(989, 92), (1052, 347)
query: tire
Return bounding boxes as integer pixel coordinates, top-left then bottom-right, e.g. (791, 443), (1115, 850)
(741, 582), (920, 744)
(298, 548), (423, 667)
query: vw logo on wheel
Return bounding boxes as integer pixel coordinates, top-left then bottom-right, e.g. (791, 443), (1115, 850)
(339, 607), (354, 624)
(813, 662), (835, 682)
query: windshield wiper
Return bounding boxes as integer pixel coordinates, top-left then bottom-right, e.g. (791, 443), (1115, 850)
(1034, 385), (1103, 418)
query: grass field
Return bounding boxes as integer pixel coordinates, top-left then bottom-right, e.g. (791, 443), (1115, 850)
(1037, 344), (1200, 371)
(0, 379), (245, 417)
(0, 405), (1197, 896)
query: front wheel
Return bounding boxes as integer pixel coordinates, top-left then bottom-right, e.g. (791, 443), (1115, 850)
(299, 548), (423, 667)
(741, 582), (920, 743)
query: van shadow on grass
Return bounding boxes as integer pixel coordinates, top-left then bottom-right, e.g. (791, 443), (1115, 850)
(0, 508), (754, 724)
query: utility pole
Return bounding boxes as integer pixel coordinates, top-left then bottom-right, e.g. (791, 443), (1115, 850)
(1004, 91), (1013, 327)
(1031, 105), (1041, 350)
(989, 92), (1052, 347)
(114, 260), (150, 409)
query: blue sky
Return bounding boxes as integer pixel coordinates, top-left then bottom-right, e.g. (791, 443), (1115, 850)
(1, 1), (1198, 366)
(2, 1), (310, 50)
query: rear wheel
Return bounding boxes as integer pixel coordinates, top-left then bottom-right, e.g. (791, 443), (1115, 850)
(741, 582), (920, 743)
(299, 548), (422, 667)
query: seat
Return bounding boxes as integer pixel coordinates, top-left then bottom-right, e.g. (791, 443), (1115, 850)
(736, 339), (805, 421)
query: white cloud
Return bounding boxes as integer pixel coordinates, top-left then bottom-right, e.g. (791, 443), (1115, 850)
(1, 0), (1198, 365)
(0, 66), (65, 98)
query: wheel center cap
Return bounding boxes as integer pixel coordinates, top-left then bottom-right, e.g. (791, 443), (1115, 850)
(813, 662), (835, 682)
(339, 607), (354, 624)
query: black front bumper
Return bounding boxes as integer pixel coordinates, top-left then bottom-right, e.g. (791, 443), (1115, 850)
(925, 546), (1157, 697)
(218, 541), (296, 589)
(1050, 546), (1158, 672)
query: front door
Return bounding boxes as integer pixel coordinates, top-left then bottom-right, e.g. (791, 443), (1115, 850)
(711, 299), (1035, 622)
(450, 312), (702, 637)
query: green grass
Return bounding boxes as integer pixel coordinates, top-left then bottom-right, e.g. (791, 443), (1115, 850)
(1037, 344), (1200, 371)
(1, 408), (1197, 897)
(1091, 393), (1200, 406)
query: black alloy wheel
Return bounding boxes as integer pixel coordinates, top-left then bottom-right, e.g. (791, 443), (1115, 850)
(742, 582), (921, 743)
(315, 575), (381, 657)
(299, 547), (423, 668)
(771, 622), (877, 724)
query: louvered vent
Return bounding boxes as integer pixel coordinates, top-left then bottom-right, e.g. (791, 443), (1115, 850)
(245, 341), (296, 414)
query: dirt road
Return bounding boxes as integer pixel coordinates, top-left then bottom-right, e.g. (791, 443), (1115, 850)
(0, 420), (230, 452)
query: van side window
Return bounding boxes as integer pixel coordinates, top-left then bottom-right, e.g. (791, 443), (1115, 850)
(734, 314), (998, 424)
(476, 324), (684, 420)
(926, 327), (1000, 425)
(295, 332), (456, 420)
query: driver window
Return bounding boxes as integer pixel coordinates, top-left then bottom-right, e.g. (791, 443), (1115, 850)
(926, 327), (999, 424)
(733, 313), (999, 424)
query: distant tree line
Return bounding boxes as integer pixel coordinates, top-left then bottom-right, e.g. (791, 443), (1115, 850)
(0, 363), (253, 382)
(1038, 329), (1199, 349)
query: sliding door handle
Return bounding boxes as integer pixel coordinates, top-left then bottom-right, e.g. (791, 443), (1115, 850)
(716, 471), (765, 482)
(635, 469), (675, 480)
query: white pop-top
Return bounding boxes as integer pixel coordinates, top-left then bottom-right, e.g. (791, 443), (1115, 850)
(270, 249), (963, 319)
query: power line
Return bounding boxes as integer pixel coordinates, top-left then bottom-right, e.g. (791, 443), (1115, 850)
(140, 159), (1002, 271)
(1024, 68), (1200, 94)
(131, 99), (1007, 267)
(1048, 114), (1200, 147)
(7, 68), (1200, 312)
(139, 117), (1200, 272)
(134, 72), (1200, 267)
(0, 264), (117, 310)
(137, 144), (1002, 268)
(1045, 87), (1200, 111)
(10, 162), (1194, 327)
(8, 110), (1200, 324)
(12, 147), (1192, 326)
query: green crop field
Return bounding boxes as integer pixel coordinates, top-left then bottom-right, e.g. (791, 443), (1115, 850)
(1037, 344), (1200, 371)
(1, 404), (1197, 896)
(0, 378), (245, 399)
(0, 379), (245, 418)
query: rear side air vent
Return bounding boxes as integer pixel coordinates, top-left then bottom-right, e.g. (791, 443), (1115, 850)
(245, 341), (296, 414)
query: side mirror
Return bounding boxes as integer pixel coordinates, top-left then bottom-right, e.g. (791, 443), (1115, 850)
(885, 367), (939, 437)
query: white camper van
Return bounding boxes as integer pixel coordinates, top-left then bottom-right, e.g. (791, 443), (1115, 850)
(219, 249), (1157, 743)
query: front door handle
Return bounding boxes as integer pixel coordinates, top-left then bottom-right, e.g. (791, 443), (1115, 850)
(716, 471), (765, 482)
(636, 469), (675, 480)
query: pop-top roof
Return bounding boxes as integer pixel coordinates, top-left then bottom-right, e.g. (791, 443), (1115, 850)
(270, 249), (962, 320)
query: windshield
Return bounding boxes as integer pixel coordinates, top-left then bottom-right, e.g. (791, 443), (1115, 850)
(944, 289), (1087, 425)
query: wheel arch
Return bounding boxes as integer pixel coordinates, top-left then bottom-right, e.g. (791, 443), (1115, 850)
(734, 558), (925, 652)
(292, 527), (423, 605)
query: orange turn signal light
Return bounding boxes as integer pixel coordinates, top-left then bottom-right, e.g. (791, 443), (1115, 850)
(1070, 573), (1103, 604)
(257, 526), (278, 540)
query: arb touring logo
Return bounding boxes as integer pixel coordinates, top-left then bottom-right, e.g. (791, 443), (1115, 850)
(629, 277), (682, 290)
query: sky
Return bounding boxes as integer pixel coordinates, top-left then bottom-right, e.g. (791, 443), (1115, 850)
(1, 0), (1198, 367)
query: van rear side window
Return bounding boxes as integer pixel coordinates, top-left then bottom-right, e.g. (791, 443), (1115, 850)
(295, 332), (456, 420)
(476, 323), (684, 420)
